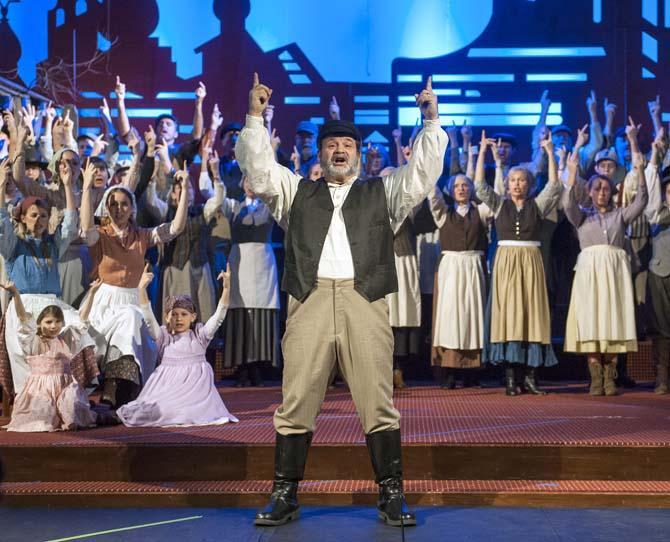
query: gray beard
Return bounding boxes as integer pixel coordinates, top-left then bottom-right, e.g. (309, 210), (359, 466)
(321, 156), (360, 183)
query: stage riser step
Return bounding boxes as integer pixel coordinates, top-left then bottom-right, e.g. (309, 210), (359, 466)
(2, 445), (669, 483)
(1, 480), (669, 508)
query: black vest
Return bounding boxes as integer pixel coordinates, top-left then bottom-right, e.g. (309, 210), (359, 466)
(283, 177), (397, 302)
(496, 199), (543, 242)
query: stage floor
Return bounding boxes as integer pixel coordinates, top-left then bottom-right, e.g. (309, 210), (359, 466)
(1, 382), (669, 448)
(2, 382), (670, 508)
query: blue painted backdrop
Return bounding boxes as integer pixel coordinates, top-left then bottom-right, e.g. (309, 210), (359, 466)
(0, 0), (668, 158)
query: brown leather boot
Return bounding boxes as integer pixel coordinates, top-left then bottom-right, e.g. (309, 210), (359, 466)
(588, 362), (604, 396)
(603, 362), (618, 396)
(393, 369), (406, 389)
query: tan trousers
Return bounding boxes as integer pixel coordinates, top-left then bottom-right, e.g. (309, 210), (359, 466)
(274, 279), (401, 436)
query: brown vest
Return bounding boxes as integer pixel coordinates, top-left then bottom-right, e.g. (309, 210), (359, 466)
(438, 205), (487, 252)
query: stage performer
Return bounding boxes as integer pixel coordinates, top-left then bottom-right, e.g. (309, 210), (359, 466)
(80, 161), (188, 409)
(476, 131), (562, 396)
(206, 173), (280, 387)
(644, 142), (670, 395)
(563, 118), (647, 396)
(0, 158), (97, 396)
(428, 174), (490, 384)
(2, 280), (99, 432)
(116, 266), (238, 427)
(236, 73), (446, 527)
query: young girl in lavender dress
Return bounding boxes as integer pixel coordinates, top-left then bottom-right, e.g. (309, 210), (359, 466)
(117, 266), (238, 427)
(2, 280), (100, 432)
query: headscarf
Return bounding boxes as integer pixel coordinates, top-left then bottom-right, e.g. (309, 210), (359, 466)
(164, 295), (196, 314)
(95, 184), (137, 221)
(47, 146), (78, 177)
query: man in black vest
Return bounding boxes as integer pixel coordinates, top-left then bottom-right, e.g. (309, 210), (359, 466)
(237, 73), (446, 528)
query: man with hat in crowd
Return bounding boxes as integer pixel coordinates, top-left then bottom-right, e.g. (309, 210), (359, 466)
(294, 120), (318, 176)
(236, 72), (447, 528)
(216, 121), (244, 201)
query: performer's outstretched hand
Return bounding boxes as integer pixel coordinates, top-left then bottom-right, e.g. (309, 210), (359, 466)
(217, 263), (231, 307)
(415, 76), (438, 121)
(249, 72), (273, 118)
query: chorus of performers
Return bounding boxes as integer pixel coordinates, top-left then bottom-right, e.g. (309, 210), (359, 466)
(0, 81), (668, 439)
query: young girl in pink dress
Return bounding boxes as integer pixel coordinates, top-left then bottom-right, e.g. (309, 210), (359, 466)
(2, 280), (100, 432)
(116, 266), (238, 427)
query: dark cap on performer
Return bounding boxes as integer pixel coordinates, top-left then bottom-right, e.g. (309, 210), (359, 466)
(317, 120), (362, 150)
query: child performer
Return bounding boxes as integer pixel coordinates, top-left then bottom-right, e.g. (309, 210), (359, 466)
(3, 280), (101, 432)
(117, 265), (238, 427)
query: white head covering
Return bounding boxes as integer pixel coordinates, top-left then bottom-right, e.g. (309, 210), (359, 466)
(94, 184), (137, 221)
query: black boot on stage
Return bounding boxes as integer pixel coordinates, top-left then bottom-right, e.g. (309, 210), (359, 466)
(254, 432), (312, 526)
(365, 429), (417, 527)
(248, 363), (265, 387)
(505, 366), (519, 396)
(235, 364), (250, 388)
(522, 366), (547, 395)
(440, 368), (455, 389)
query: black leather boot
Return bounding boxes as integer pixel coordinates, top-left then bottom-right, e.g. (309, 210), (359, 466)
(254, 432), (312, 526)
(365, 429), (416, 527)
(505, 366), (519, 396)
(440, 368), (455, 389)
(522, 366), (547, 395)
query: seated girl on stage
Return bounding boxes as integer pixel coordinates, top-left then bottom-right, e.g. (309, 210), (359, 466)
(2, 280), (101, 432)
(116, 265), (238, 427)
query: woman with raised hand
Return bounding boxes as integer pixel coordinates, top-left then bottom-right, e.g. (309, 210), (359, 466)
(206, 170), (280, 387)
(563, 117), (648, 396)
(429, 174), (491, 388)
(475, 130), (562, 396)
(0, 157), (97, 397)
(79, 159), (189, 409)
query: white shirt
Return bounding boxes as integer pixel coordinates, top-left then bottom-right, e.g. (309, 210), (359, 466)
(236, 115), (448, 283)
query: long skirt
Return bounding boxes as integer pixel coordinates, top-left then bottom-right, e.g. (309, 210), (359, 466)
(483, 244), (557, 367)
(4, 294), (97, 394)
(87, 283), (157, 382)
(161, 261), (217, 323)
(432, 251), (485, 368)
(5, 353), (97, 432)
(387, 254), (421, 328)
(117, 354), (238, 427)
(223, 308), (280, 367)
(564, 245), (638, 353)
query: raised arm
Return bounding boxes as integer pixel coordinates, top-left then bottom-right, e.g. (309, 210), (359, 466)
(235, 73), (301, 228)
(474, 131), (503, 214)
(166, 163), (190, 237)
(561, 151), (586, 228)
(644, 134), (670, 226)
(580, 90), (604, 171)
(202, 265), (230, 340)
(0, 158), (18, 258)
(445, 121), (462, 175)
(138, 265), (160, 340)
(535, 132), (563, 216)
(79, 160), (97, 245)
(648, 95), (663, 138)
(1, 281), (28, 322)
(603, 98), (617, 147)
(427, 186), (448, 228)
(114, 76), (132, 140)
(383, 76), (448, 231)
(622, 118), (649, 224)
(192, 82), (206, 140)
(78, 279), (102, 322)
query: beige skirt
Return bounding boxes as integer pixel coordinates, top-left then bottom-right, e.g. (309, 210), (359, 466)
(490, 244), (551, 344)
(564, 245), (637, 353)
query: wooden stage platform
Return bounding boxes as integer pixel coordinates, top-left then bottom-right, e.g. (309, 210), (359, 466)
(1, 383), (669, 508)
